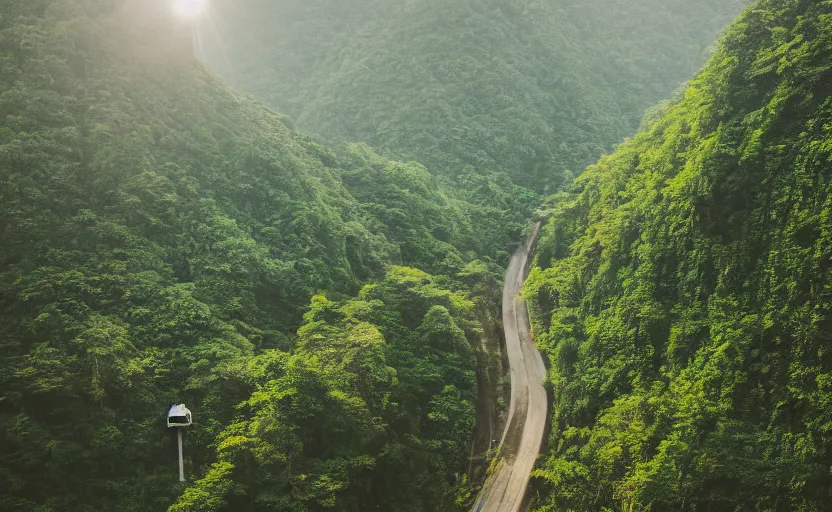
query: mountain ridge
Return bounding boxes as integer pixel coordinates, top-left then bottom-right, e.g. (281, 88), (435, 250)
(205, 0), (748, 191)
(525, 1), (832, 508)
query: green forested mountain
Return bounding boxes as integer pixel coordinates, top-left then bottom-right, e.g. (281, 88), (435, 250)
(9, 0), (827, 510)
(525, 0), (832, 509)
(204, 0), (747, 191)
(0, 1), (515, 510)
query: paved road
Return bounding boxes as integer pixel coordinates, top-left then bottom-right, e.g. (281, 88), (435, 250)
(473, 223), (547, 512)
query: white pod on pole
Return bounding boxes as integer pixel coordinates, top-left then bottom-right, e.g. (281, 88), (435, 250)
(167, 404), (192, 482)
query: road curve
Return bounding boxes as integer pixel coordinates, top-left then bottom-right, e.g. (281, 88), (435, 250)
(473, 223), (547, 512)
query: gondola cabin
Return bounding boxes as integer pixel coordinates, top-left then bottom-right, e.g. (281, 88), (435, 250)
(167, 404), (192, 428)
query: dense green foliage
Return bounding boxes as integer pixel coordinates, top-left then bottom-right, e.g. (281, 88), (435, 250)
(206, 0), (747, 191)
(0, 1), (512, 510)
(7, 0), (812, 510)
(171, 268), (480, 511)
(525, 1), (832, 509)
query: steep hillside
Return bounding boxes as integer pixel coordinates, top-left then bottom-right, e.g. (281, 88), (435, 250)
(524, 0), (832, 509)
(205, 0), (748, 191)
(0, 1), (513, 510)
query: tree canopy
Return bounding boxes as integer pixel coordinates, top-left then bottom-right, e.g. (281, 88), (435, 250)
(525, 1), (832, 509)
(0, 1), (510, 509)
(204, 0), (748, 191)
(1, 0), (802, 510)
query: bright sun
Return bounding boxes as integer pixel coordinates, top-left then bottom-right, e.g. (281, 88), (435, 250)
(172, 0), (207, 19)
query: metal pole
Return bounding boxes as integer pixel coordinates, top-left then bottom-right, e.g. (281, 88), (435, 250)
(178, 428), (185, 482)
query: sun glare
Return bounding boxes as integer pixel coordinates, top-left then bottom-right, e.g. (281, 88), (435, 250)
(173, 0), (207, 19)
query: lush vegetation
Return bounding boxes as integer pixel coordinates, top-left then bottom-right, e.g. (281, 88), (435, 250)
(206, 0), (747, 191)
(9, 0), (821, 510)
(0, 1), (515, 510)
(525, 0), (832, 509)
(171, 268), (481, 511)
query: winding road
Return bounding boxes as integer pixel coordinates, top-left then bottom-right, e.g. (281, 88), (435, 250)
(473, 223), (547, 512)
